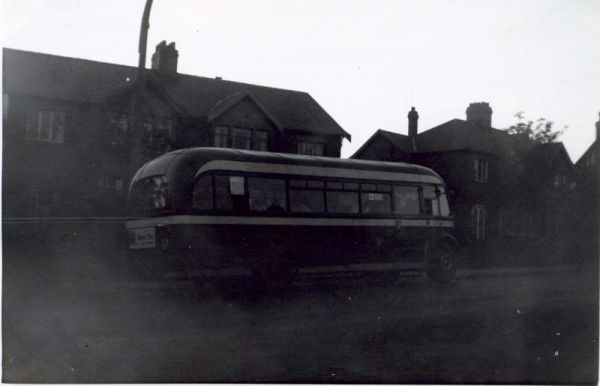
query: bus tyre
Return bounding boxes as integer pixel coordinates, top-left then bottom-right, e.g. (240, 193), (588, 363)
(426, 241), (457, 283)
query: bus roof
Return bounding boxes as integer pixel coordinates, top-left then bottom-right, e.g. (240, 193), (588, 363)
(133, 147), (443, 183)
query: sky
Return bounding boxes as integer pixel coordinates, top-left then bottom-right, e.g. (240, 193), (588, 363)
(2, 0), (599, 160)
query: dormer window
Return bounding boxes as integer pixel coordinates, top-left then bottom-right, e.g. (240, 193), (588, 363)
(214, 126), (228, 147)
(213, 125), (270, 151)
(474, 158), (488, 182)
(26, 110), (65, 143)
(232, 128), (252, 149)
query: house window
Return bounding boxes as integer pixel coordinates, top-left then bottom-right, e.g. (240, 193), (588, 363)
(141, 117), (173, 154)
(297, 141), (325, 156)
(585, 153), (595, 166)
(471, 205), (486, 240)
(232, 128), (252, 149)
(213, 126), (269, 151)
(474, 158), (488, 182)
(26, 110), (65, 143)
(254, 130), (269, 151)
(553, 172), (568, 187)
(214, 126), (228, 147)
(108, 112), (129, 132)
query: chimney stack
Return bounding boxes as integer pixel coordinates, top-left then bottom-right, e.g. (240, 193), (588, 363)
(151, 41), (178, 75)
(466, 102), (493, 127)
(408, 106), (419, 138)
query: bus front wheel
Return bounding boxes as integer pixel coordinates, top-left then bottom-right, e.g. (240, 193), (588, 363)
(426, 241), (457, 283)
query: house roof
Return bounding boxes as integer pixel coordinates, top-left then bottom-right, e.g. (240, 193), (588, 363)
(526, 142), (572, 168)
(414, 119), (517, 156)
(351, 129), (413, 158)
(575, 140), (598, 166)
(3, 48), (350, 140)
(353, 119), (518, 159)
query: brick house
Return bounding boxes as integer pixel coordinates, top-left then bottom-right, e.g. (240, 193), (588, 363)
(573, 115), (600, 260)
(352, 103), (576, 250)
(2, 43), (350, 218)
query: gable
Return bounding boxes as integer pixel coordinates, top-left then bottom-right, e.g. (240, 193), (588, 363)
(210, 96), (279, 132)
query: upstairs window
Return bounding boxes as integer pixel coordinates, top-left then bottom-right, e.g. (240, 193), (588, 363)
(254, 130), (269, 151)
(232, 128), (252, 149)
(297, 141), (324, 156)
(474, 158), (488, 182)
(213, 126), (270, 151)
(553, 172), (568, 187)
(141, 117), (173, 154)
(26, 110), (65, 143)
(214, 126), (229, 147)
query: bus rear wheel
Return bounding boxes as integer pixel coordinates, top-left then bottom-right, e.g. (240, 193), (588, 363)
(426, 241), (457, 283)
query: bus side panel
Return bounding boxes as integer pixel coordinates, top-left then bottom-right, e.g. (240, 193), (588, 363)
(152, 223), (444, 278)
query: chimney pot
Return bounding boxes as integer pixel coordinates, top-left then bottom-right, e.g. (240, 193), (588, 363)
(408, 106), (419, 138)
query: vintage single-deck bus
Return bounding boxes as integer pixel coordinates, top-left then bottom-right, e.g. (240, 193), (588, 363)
(126, 148), (459, 284)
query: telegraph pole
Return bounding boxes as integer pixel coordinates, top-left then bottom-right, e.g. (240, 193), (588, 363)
(129, 0), (154, 176)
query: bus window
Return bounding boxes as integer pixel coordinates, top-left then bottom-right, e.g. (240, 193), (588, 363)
(192, 174), (213, 210)
(361, 183), (376, 191)
(377, 184), (391, 192)
(215, 175), (248, 211)
(307, 180), (325, 189)
(439, 186), (450, 216)
(326, 181), (343, 190)
(422, 185), (440, 215)
(248, 177), (287, 213)
(289, 189), (324, 213)
(393, 186), (419, 215)
(343, 182), (359, 190)
(229, 176), (245, 195)
(361, 192), (391, 214)
(327, 191), (359, 214)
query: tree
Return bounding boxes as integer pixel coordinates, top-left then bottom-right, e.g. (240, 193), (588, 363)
(504, 112), (565, 143)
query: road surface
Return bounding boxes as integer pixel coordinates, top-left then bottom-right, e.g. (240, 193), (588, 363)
(2, 246), (598, 383)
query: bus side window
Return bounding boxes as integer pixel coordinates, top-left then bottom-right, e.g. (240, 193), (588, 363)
(360, 183), (391, 214)
(192, 174), (213, 210)
(393, 186), (419, 215)
(422, 185), (440, 215)
(289, 179), (325, 213)
(438, 186), (450, 216)
(248, 177), (287, 213)
(214, 175), (248, 211)
(326, 191), (359, 214)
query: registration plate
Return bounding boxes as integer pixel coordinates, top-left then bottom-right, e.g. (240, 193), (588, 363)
(129, 227), (156, 249)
